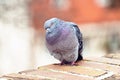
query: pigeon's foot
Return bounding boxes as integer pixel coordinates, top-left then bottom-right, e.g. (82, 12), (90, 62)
(60, 60), (78, 66)
(53, 60), (79, 66)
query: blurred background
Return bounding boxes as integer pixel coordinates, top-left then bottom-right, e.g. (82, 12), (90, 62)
(0, 0), (120, 75)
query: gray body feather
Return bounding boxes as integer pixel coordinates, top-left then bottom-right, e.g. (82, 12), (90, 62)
(44, 18), (83, 65)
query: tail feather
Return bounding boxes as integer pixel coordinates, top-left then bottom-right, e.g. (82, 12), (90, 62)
(76, 54), (83, 62)
(72, 24), (83, 62)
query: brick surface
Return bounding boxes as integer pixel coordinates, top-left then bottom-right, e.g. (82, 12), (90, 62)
(1, 56), (120, 80)
(2, 73), (44, 80)
(19, 68), (94, 80)
(105, 53), (120, 60)
(113, 74), (120, 80)
(85, 57), (120, 66)
(77, 60), (120, 74)
(41, 64), (107, 77)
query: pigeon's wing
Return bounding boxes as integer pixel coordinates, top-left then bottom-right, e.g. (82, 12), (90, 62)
(72, 24), (83, 61)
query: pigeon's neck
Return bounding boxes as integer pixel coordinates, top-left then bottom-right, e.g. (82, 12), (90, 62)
(46, 26), (70, 45)
(46, 26), (62, 45)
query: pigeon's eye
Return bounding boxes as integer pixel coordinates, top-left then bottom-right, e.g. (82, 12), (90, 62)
(45, 27), (47, 30)
(50, 22), (54, 27)
(45, 27), (49, 30)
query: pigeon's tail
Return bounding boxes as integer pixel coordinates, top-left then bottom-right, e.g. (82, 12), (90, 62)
(72, 24), (83, 62)
(76, 54), (83, 62)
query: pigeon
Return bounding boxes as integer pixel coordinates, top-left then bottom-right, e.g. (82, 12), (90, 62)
(44, 18), (83, 65)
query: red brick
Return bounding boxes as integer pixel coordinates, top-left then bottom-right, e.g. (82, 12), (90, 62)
(113, 74), (120, 80)
(2, 73), (44, 80)
(77, 60), (120, 74)
(20, 68), (94, 80)
(2, 57), (120, 80)
(0, 77), (14, 80)
(105, 53), (120, 60)
(39, 64), (107, 77)
(85, 57), (120, 66)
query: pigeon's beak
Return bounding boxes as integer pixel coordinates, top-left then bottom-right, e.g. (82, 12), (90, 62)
(46, 28), (51, 33)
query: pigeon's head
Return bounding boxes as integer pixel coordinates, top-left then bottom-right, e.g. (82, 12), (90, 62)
(44, 18), (60, 32)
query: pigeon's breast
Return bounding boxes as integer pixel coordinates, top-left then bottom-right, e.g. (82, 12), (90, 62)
(46, 28), (62, 45)
(46, 27), (79, 53)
